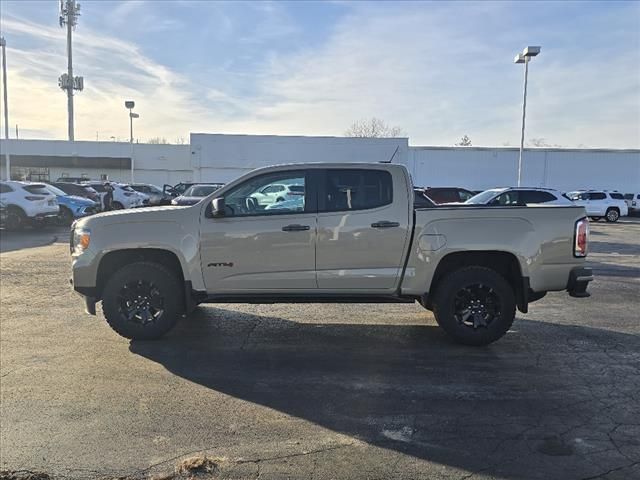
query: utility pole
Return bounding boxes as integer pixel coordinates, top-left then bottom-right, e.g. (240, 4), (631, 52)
(58, 0), (84, 141)
(1, 36), (10, 180)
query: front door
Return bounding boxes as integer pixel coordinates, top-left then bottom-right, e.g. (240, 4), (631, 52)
(200, 169), (317, 293)
(316, 168), (411, 291)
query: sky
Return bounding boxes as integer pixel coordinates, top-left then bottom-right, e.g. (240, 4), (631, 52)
(0, 0), (639, 147)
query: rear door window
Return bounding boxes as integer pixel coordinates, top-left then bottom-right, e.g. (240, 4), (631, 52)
(521, 190), (557, 203)
(589, 192), (606, 200)
(458, 190), (474, 202)
(610, 193), (624, 200)
(322, 169), (393, 212)
(22, 184), (51, 195)
(0, 183), (12, 193)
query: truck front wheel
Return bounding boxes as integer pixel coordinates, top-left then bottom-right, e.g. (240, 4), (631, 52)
(432, 266), (516, 346)
(101, 262), (183, 340)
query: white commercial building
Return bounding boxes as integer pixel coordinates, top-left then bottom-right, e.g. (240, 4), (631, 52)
(1, 134), (638, 193)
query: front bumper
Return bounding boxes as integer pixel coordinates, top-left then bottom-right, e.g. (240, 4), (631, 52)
(70, 278), (97, 315)
(567, 266), (593, 298)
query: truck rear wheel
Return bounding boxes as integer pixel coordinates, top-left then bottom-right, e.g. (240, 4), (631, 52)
(432, 266), (516, 346)
(101, 262), (183, 340)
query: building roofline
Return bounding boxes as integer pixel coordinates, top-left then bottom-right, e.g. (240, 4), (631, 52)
(409, 144), (640, 153)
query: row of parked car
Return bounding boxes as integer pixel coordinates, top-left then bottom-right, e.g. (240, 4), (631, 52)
(414, 186), (636, 222)
(2, 177), (635, 230)
(0, 176), (235, 230)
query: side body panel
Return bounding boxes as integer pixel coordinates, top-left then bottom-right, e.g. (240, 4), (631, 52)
(71, 206), (205, 290)
(401, 205), (588, 295)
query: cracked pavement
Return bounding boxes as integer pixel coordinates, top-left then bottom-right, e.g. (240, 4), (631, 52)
(1, 219), (639, 479)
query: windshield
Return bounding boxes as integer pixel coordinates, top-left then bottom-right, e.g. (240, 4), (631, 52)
(184, 185), (220, 197)
(465, 189), (503, 204)
(44, 185), (67, 196)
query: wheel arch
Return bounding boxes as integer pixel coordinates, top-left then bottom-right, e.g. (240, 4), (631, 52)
(426, 250), (528, 313)
(95, 248), (186, 301)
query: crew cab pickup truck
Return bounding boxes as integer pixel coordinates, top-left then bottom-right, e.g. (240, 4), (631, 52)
(70, 163), (592, 346)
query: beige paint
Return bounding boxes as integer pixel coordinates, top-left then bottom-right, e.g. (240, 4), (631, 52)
(72, 163), (587, 298)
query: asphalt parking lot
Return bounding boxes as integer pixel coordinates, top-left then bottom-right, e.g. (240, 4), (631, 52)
(1, 219), (639, 480)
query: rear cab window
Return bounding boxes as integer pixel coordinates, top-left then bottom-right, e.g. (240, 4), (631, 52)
(321, 169), (393, 212)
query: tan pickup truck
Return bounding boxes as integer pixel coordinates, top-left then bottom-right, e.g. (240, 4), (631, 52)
(70, 163), (592, 345)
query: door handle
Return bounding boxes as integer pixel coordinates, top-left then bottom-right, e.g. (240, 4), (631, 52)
(371, 221), (400, 228)
(282, 224), (310, 232)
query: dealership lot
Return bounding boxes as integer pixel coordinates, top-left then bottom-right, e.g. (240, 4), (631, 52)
(1, 220), (639, 479)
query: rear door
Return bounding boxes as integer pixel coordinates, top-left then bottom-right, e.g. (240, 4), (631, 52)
(316, 167), (411, 291)
(588, 192), (607, 215)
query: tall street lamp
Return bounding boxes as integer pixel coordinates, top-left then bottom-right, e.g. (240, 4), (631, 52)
(514, 46), (541, 187)
(125, 100), (139, 182)
(1, 36), (10, 180)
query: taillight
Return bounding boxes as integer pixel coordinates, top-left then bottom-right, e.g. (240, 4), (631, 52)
(25, 196), (45, 201)
(574, 217), (589, 257)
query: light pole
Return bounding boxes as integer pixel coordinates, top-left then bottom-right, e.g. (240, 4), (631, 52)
(1, 36), (10, 180)
(514, 46), (541, 187)
(125, 100), (138, 182)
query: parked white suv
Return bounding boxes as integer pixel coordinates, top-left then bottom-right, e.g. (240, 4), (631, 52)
(623, 193), (640, 215)
(464, 187), (573, 206)
(250, 183), (305, 206)
(0, 181), (59, 229)
(83, 182), (144, 210)
(566, 190), (628, 222)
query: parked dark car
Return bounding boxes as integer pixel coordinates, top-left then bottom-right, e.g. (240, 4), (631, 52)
(170, 183), (225, 206)
(163, 182), (195, 197)
(413, 188), (436, 208)
(52, 182), (101, 203)
(422, 187), (475, 204)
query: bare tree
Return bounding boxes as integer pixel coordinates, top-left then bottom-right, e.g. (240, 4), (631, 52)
(147, 137), (169, 144)
(456, 135), (472, 146)
(175, 136), (187, 145)
(527, 138), (563, 148)
(344, 118), (404, 138)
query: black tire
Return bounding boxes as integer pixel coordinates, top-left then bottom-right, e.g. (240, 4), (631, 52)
(5, 206), (26, 230)
(590, 217), (601, 222)
(605, 208), (619, 223)
(112, 201), (124, 210)
(101, 262), (183, 340)
(432, 266), (516, 346)
(59, 206), (74, 226)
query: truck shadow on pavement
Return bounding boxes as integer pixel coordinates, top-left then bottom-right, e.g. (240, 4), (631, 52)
(130, 309), (640, 479)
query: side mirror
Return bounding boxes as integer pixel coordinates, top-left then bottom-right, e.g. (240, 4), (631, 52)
(212, 197), (225, 217)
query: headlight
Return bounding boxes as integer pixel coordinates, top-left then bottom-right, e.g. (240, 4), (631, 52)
(72, 227), (91, 256)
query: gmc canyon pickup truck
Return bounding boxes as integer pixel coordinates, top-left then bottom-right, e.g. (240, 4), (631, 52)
(70, 163), (592, 346)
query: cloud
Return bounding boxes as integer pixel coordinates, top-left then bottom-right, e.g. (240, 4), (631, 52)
(1, 14), (212, 141)
(1, 2), (638, 148)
